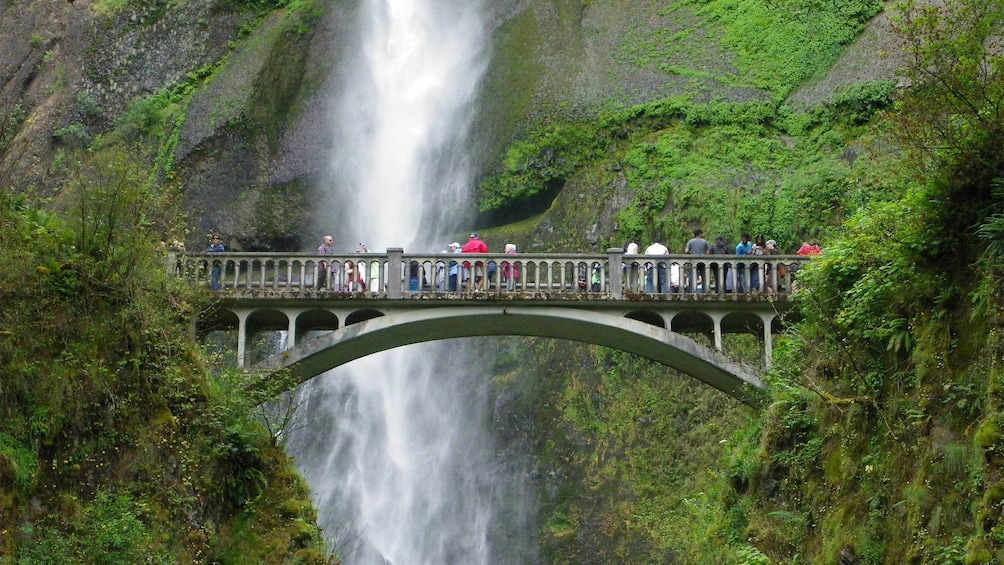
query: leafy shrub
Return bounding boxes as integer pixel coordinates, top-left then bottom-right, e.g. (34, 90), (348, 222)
(0, 433), (37, 491)
(479, 123), (604, 212)
(53, 124), (92, 147)
(829, 80), (897, 125)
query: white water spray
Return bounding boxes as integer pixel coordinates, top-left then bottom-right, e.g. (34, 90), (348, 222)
(290, 0), (535, 563)
(327, 0), (486, 249)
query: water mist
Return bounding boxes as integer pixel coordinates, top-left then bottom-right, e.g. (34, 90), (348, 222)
(288, 0), (537, 563)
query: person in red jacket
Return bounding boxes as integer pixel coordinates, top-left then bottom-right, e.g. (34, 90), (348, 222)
(461, 233), (488, 290)
(796, 241), (822, 255)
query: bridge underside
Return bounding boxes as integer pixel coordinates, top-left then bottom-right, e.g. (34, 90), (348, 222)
(249, 306), (767, 406)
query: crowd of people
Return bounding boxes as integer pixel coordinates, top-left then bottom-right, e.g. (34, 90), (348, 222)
(308, 232), (520, 292)
(182, 228), (820, 294)
(622, 229), (821, 294)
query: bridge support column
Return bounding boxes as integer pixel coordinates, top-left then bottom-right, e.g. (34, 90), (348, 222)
(236, 310), (251, 369)
(708, 312), (725, 352)
(759, 312), (776, 369)
(286, 311), (298, 350)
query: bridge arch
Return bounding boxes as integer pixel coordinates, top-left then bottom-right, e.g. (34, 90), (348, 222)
(624, 310), (666, 329)
(294, 309), (339, 346)
(345, 309), (385, 326)
(196, 308), (239, 338)
(247, 308), (290, 336)
(253, 306), (766, 406)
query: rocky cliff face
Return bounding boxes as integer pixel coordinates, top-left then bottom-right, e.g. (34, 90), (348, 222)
(0, 0), (904, 246)
(1, 0), (782, 252)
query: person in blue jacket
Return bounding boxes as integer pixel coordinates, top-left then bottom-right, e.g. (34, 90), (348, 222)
(206, 233), (225, 291)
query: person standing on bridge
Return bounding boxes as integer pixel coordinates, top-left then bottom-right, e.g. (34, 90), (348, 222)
(624, 238), (641, 291)
(448, 242), (462, 291)
(206, 233), (225, 291)
(644, 238), (670, 293)
(685, 229), (710, 255)
(502, 243), (519, 291)
(735, 232), (753, 293)
(710, 234), (731, 292)
(462, 233), (488, 290)
(684, 228), (710, 292)
(317, 235), (335, 289)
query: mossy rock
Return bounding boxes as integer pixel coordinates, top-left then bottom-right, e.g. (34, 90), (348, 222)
(975, 419), (1002, 451)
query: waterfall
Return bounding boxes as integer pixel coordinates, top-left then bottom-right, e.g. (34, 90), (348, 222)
(288, 0), (536, 563)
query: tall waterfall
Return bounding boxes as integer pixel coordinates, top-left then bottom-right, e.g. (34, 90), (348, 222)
(289, 0), (536, 563)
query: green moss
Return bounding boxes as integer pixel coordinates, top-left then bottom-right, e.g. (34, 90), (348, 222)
(249, 17), (314, 152)
(965, 537), (992, 565)
(975, 418), (1002, 450)
(90, 0), (129, 15)
(476, 8), (544, 160)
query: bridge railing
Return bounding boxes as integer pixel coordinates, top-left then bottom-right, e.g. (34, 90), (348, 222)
(169, 249), (813, 298)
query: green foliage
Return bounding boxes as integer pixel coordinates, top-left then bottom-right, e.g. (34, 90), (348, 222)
(659, 0), (883, 99)
(221, 0), (305, 12)
(479, 122), (606, 212)
(78, 491), (158, 564)
(1, 146), (330, 562)
(198, 367), (272, 510)
(116, 95), (178, 142)
(59, 149), (182, 291)
(53, 123), (92, 147)
(0, 433), (37, 491)
(483, 95), (884, 249)
(892, 0), (1004, 176)
(828, 80), (897, 126)
(15, 491), (170, 564)
(0, 101), (25, 153)
(90, 0), (129, 15)
(976, 179), (1004, 261)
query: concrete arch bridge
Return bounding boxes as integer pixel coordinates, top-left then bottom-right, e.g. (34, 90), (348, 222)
(175, 249), (812, 406)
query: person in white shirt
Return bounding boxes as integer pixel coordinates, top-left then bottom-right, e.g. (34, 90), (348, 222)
(623, 239), (641, 291)
(644, 238), (670, 292)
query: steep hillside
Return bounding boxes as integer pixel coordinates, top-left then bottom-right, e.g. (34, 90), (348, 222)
(474, 1), (1004, 563)
(0, 152), (333, 562)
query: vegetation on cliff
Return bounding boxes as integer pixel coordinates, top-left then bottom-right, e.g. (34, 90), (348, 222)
(480, 1), (1004, 563)
(0, 144), (334, 562)
(730, 2), (1004, 562)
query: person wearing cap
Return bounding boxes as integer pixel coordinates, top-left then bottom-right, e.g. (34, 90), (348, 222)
(461, 233), (488, 290)
(448, 242), (462, 291)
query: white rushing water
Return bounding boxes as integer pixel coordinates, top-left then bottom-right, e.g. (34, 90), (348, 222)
(325, 0), (487, 249)
(289, 0), (535, 563)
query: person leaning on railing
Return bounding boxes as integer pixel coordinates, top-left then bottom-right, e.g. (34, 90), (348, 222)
(502, 243), (520, 291)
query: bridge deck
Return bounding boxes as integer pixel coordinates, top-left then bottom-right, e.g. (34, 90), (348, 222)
(171, 248), (810, 300)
